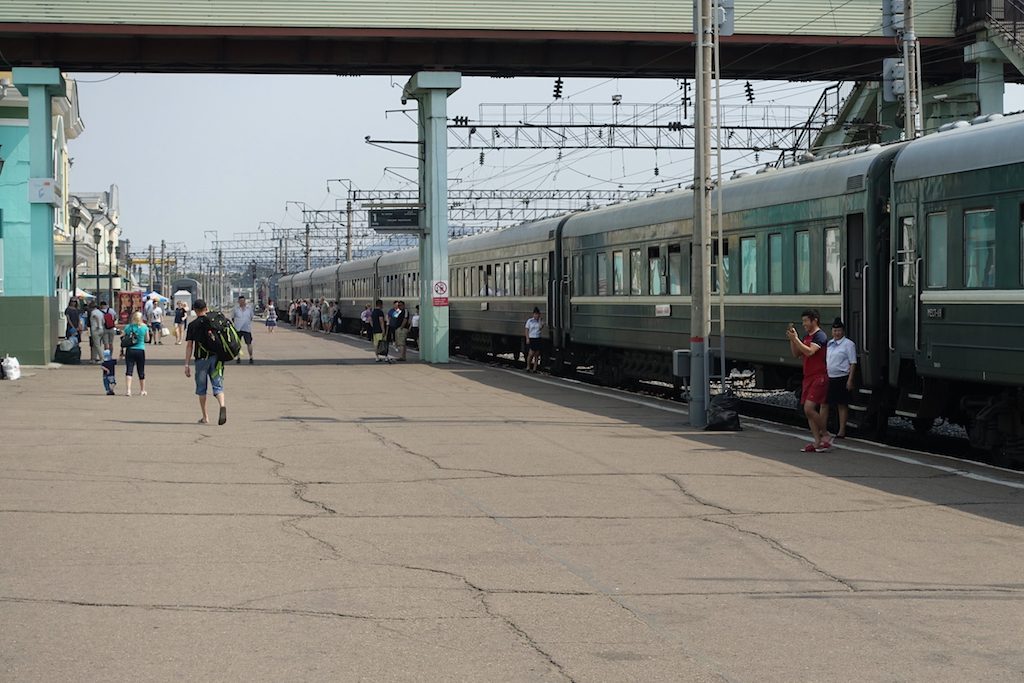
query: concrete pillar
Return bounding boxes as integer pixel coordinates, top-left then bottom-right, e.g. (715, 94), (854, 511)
(0, 68), (65, 364)
(402, 72), (461, 364)
(964, 40), (1006, 115)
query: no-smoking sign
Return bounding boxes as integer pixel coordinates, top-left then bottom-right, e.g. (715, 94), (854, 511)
(431, 280), (449, 307)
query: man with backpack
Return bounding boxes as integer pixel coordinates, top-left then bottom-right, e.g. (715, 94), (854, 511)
(99, 300), (117, 353)
(184, 299), (236, 426)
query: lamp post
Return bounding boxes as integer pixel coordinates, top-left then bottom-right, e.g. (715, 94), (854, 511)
(327, 179), (354, 262)
(106, 240), (114, 310)
(91, 227), (102, 303)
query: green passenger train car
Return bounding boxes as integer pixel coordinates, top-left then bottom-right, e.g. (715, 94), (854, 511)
(277, 114), (1024, 462)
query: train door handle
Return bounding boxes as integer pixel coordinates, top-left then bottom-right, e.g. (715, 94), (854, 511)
(840, 265), (847, 329)
(887, 258), (896, 352)
(914, 257), (923, 352)
(861, 263), (869, 353)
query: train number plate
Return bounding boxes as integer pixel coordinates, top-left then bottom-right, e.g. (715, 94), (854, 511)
(926, 307), (944, 319)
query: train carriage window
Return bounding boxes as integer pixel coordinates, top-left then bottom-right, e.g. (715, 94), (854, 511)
(898, 217), (916, 286)
(572, 256), (581, 296)
(668, 244), (682, 295)
(582, 254), (594, 296)
(648, 247), (664, 296)
(503, 263), (511, 296)
(795, 231), (811, 293)
(514, 260), (523, 296)
(612, 251), (625, 295)
(541, 257), (548, 295)
(524, 260), (532, 296)
(824, 227), (840, 293)
(965, 209), (996, 288)
(1020, 204), (1024, 286)
(531, 259), (539, 295)
(630, 249), (643, 295)
(485, 265), (493, 296)
(711, 239), (729, 293)
(926, 213), (947, 288)
(768, 233), (782, 293)
(740, 237), (757, 294)
(597, 252), (608, 295)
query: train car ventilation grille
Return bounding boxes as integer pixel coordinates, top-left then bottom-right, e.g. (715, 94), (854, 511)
(846, 175), (865, 191)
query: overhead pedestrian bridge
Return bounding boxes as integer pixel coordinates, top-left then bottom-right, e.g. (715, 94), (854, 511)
(2, 0), (1017, 81)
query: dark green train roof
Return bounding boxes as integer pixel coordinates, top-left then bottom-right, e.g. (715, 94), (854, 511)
(892, 113), (1024, 182)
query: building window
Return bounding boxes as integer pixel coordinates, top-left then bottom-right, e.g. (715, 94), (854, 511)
(668, 243), (682, 295)
(768, 233), (782, 293)
(824, 227), (840, 293)
(740, 237), (757, 294)
(629, 248), (643, 295)
(610, 249), (626, 294)
(648, 246), (663, 296)
(795, 231), (810, 293)
(926, 213), (947, 288)
(965, 209), (996, 288)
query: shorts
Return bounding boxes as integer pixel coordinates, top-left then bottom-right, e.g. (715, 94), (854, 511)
(801, 374), (828, 405)
(124, 348), (146, 379)
(527, 338), (543, 351)
(101, 329), (115, 346)
(827, 376), (852, 406)
(151, 322), (162, 330)
(194, 356), (224, 396)
(239, 330), (253, 344)
(265, 319), (277, 327)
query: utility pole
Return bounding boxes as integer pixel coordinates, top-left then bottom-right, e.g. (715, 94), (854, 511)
(304, 223), (311, 270)
(217, 248), (224, 310)
(346, 198), (353, 262)
(159, 239), (166, 294)
(690, 0), (713, 428)
(901, 0), (923, 139)
(148, 244), (156, 292)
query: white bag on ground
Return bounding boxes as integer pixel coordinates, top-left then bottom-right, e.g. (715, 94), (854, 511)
(2, 355), (21, 380)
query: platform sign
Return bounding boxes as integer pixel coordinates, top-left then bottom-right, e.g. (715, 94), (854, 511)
(431, 280), (449, 306)
(369, 208), (422, 232)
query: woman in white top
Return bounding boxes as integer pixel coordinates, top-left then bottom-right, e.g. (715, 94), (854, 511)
(524, 307), (544, 373)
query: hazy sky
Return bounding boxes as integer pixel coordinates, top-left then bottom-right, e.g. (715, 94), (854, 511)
(66, 73), (1024, 255)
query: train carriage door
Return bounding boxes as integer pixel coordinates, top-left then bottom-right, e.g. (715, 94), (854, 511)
(892, 210), (920, 372)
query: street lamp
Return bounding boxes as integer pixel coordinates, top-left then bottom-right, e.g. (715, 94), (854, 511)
(91, 227), (102, 304)
(106, 240), (114, 309)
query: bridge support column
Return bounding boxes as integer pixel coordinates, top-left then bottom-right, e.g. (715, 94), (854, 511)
(0, 68), (65, 365)
(965, 40), (1006, 115)
(402, 72), (461, 364)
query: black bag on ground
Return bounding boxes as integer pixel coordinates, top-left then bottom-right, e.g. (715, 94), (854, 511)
(705, 392), (742, 431)
(53, 345), (82, 365)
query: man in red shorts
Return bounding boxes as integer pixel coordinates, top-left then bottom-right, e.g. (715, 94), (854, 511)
(786, 309), (831, 452)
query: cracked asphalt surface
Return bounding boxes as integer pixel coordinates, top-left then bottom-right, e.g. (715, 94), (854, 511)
(3, 327), (1024, 681)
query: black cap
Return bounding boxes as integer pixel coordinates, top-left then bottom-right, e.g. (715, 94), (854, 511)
(832, 317), (845, 329)
(194, 299), (208, 311)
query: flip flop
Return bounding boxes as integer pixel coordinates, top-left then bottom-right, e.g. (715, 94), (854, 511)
(197, 418), (209, 424)
(218, 406), (227, 425)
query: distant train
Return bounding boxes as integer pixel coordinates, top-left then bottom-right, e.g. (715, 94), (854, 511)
(280, 114), (1024, 462)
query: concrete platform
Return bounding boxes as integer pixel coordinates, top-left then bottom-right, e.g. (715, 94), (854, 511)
(2, 326), (1023, 682)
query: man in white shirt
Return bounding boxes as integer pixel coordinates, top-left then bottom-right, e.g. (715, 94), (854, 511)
(88, 303), (105, 362)
(823, 318), (857, 439)
(231, 295), (256, 364)
(148, 302), (164, 344)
